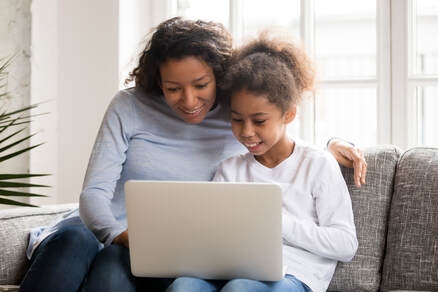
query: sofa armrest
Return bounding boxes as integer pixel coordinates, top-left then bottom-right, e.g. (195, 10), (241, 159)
(381, 147), (438, 292)
(0, 203), (78, 285)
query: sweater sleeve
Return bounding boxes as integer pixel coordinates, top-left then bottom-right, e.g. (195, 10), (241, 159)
(79, 92), (133, 246)
(282, 155), (358, 262)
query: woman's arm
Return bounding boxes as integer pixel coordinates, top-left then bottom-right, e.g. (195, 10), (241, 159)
(113, 229), (129, 248)
(327, 138), (367, 187)
(79, 93), (133, 246)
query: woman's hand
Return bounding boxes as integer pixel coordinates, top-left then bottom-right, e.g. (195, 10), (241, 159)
(113, 229), (129, 248)
(328, 139), (367, 187)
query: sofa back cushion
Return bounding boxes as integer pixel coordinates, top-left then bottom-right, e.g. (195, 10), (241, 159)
(0, 204), (78, 285)
(381, 147), (438, 292)
(328, 145), (401, 292)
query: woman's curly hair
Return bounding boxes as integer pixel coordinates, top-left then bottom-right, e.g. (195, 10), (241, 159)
(221, 31), (315, 112)
(125, 17), (233, 102)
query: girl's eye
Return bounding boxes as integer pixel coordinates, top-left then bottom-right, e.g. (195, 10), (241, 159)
(231, 118), (243, 123)
(254, 120), (266, 125)
(166, 87), (179, 92)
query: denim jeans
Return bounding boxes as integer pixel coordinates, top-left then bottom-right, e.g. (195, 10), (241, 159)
(166, 274), (312, 292)
(19, 224), (100, 292)
(82, 244), (172, 292)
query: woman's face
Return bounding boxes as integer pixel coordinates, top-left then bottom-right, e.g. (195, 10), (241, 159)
(160, 57), (217, 124)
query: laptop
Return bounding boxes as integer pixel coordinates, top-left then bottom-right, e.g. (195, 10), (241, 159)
(124, 180), (283, 281)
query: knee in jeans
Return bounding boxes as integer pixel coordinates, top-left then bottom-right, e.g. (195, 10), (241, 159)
(53, 225), (99, 255)
(171, 277), (193, 286)
(98, 244), (126, 259)
(222, 279), (263, 292)
(86, 244), (132, 287)
(167, 277), (204, 291)
(93, 244), (130, 269)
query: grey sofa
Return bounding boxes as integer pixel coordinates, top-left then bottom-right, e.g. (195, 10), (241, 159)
(0, 145), (437, 291)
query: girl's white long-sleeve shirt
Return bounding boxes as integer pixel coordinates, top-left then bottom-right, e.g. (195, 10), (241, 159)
(213, 141), (358, 292)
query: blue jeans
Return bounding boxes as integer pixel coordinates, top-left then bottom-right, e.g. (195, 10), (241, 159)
(20, 224), (100, 292)
(166, 274), (312, 292)
(83, 244), (172, 292)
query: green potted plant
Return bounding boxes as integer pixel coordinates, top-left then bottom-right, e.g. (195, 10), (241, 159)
(0, 56), (49, 207)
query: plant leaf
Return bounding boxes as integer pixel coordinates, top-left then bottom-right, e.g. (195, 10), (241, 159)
(0, 128), (26, 144)
(0, 189), (47, 197)
(0, 143), (44, 163)
(0, 105), (38, 121)
(0, 181), (50, 188)
(0, 120), (31, 129)
(0, 115), (26, 135)
(0, 133), (36, 153)
(0, 55), (15, 72)
(0, 112), (47, 124)
(0, 197), (38, 207)
(0, 54), (48, 208)
(0, 173), (50, 180)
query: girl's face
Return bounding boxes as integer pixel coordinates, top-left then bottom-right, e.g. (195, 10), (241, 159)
(231, 88), (296, 167)
(160, 57), (217, 124)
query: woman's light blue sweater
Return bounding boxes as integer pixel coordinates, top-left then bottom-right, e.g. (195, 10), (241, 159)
(27, 87), (245, 257)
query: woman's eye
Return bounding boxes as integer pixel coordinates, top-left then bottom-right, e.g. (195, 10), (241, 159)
(254, 120), (266, 125)
(166, 87), (179, 92)
(231, 118), (243, 123)
(195, 83), (208, 89)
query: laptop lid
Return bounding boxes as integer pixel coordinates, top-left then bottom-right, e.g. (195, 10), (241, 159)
(125, 180), (283, 281)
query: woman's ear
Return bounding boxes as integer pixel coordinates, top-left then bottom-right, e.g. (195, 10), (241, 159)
(284, 106), (297, 124)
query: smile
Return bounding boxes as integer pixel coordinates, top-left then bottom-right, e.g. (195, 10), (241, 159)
(244, 141), (263, 152)
(181, 106), (203, 115)
(244, 142), (261, 148)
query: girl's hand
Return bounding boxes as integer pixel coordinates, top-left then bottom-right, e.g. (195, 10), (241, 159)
(113, 229), (129, 248)
(328, 139), (367, 187)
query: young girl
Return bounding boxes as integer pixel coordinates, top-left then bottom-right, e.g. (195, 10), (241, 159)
(167, 33), (358, 292)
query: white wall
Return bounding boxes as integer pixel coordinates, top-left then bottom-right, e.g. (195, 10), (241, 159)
(30, 0), (58, 205)
(31, 0), (119, 204)
(29, 0), (172, 205)
(119, 0), (171, 88)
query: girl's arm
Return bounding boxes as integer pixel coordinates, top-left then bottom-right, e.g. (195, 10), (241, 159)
(282, 156), (359, 262)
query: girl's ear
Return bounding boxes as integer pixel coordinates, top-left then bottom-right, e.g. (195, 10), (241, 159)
(284, 106), (297, 124)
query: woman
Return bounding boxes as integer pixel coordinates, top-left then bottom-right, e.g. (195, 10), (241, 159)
(20, 17), (366, 292)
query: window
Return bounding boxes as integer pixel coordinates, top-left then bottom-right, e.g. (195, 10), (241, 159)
(411, 0), (438, 146)
(314, 0), (377, 146)
(171, 0), (230, 26)
(162, 0), (438, 149)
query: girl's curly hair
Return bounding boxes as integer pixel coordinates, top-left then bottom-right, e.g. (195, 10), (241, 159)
(125, 17), (233, 102)
(221, 31), (315, 113)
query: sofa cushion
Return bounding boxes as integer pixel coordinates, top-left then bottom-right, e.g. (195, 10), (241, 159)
(381, 147), (438, 292)
(328, 145), (401, 292)
(0, 204), (78, 285)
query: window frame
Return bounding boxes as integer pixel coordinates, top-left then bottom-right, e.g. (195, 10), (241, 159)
(166, 0), (438, 149)
(229, 0), (390, 147)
